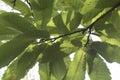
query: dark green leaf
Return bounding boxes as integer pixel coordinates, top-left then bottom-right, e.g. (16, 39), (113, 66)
(86, 47), (97, 74)
(39, 63), (51, 80)
(64, 48), (86, 80)
(0, 24), (21, 35)
(2, 0), (31, 16)
(29, 0), (54, 27)
(69, 12), (82, 30)
(89, 55), (111, 80)
(41, 42), (66, 63)
(91, 42), (120, 63)
(0, 34), (34, 68)
(110, 8), (120, 33)
(2, 43), (47, 80)
(53, 14), (69, 34)
(0, 12), (36, 33)
(50, 59), (66, 80)
(60, 40), (79, 54)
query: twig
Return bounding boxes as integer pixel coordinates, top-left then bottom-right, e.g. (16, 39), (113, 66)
(11, 0), (16, 7)
(25, 0), (32, 8)
(41, 1), (120, 46)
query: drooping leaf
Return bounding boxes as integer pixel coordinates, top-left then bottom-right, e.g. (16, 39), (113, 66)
(29, 0), (54, 27)
(64, 48), (86, 80)
(69, 12), (82, 30)
(0, 24), (21, 35)
(86, 47), (97, 74)
(89, 55), (111, 80)
(60, 40), (79, 54)
(2, 0), (31, 17)
(2, 43), (47, 80)
(91, 42), (120, 63)
(39, 63), (51, 80)
(0, 12), (37, 33)
(50, 59), (66, 80)
(110, 8), (120, 33)
(0, 34), (34, 68)
(41, 42), (66, 63)
(53, 14), (69, 34)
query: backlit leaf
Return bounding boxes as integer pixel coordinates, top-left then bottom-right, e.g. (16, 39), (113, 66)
(39, 63), (51, 80)
(64, 48), (86, 80)
(0, 12), (37, 33)
(0, 34), (34, 68)
(53, 14), (69, 34)
(2, 43), (47, 80)
(3, 0), (31, 16)
(91, 42), (120, 63)
(50, 59), (66, 80)
(89, 55), (111, 80)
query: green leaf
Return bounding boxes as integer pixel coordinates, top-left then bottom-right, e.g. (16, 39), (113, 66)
(69, 12), (82, 30)
(0, 12), (36, 33)
(0, 24), (21, 35)
(2, 0), (31, 16)
(39, 63), (51, 80)
(86, 47), (97, 74)
(89, 55), (111, 80)
(91, 42), (120, 63)
(29, 0), (54, 27)
(0, 34), (34, 68)
(41, 42), (66, 63)
(110, 8), (120, 32)
(2, 43), (47, 80)
(60, 40), (79, 54)
(50, 59), (66, 80)
(53, 14), (69, 34)
(64, 48), (86, 80)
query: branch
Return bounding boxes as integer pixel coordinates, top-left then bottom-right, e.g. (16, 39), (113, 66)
(40, 2), (120, 46)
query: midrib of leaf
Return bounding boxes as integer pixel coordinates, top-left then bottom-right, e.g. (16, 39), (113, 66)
(72, 52), (84, 79)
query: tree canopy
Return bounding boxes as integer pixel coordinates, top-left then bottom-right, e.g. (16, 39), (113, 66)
(0, 0), (120, 80)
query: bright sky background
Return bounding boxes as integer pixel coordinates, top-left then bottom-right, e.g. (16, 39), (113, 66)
(0, 0), (120, 80)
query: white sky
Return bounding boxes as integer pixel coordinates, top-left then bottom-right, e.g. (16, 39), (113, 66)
(0, 0), (120, 80)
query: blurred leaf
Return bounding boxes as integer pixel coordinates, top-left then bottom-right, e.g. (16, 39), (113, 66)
(53, 14), (69, 34)
(0, 34), (34, 68)
(89, 55), (111, 80)
(64, 48), (86, 80)
(29, 0), (54, 27)
(39, 63), (51, 80)
(0, 24), (21, 35)
(24, 30), (50, 39)
(91, 42), (120, 63)
(2, 43), (47, 80)
(96, 0), (120, 8)
(50, 59), (66, 80)
(2, 0), (31, 16)
(69, 12), (82, 30)
(86, 47), (97, 74)
(41, 42), (66, 63)
(0, 12), (37, 33)
(60, 40), (79, 54)
(110, 8), (120, 32)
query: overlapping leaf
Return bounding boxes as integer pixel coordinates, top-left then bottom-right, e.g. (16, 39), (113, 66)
(0, 12), (36, 33)
(91, 42), (120, 63)
(89, 55), (111, 80)
(0, 34), (34, 68)
(39, 63), (51, 80)
(53, 14), (69, 34)
(2, 43), (47, 80)
(50, 59), (66, 80)
(29, 0), (54, 27)
(3, 0), (31, 16)
(64, 48), (86, 80)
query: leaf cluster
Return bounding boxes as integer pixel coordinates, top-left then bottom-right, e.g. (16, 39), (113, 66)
(0, 0), (120, 80)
